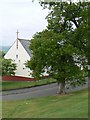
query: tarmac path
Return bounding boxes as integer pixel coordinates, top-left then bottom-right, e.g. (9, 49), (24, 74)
(1, 80), (89, 100)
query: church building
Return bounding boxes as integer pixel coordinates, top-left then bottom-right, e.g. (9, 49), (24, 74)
(4, 31), (32, 77)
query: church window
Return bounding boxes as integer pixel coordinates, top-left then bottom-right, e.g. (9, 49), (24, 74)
(16, 55), (18, 58)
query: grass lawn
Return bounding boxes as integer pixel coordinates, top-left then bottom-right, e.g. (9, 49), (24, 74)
(2, 78), (56, 91)
(2, 89), (88, 118)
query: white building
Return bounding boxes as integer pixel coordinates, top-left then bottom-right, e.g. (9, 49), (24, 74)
(4, 31), (32, 77)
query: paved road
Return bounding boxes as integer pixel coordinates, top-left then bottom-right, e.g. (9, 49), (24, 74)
(1, 81), (89, 101)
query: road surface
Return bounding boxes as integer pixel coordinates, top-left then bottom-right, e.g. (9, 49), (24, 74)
(1, 81), (88, 100)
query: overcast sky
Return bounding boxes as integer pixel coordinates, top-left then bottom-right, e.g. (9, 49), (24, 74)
(0, 0), (89, 46)
(0, 0), (49, 46)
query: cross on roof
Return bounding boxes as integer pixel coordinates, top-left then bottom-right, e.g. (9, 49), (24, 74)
(16, 30), (19, 39)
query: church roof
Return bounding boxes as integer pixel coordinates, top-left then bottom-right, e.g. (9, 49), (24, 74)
(18, 39), (32, 57)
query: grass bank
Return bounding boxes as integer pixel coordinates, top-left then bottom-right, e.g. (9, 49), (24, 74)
(2, 89), (88, 118)
(2, 78), (56, 91)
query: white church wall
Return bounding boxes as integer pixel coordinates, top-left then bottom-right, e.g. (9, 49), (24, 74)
(4, 40), (32, 77)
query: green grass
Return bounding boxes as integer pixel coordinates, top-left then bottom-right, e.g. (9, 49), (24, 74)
(2, 78), (56, 91)
(2, 89), (88, 118)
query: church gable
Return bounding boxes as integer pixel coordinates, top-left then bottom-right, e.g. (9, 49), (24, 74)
(4, 31), (32, 77)
(4, 39), (30, 61)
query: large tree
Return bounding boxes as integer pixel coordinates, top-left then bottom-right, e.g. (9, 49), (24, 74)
(26, 1), (88, 94)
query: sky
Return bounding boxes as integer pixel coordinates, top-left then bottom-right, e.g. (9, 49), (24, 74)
(0, 0), (49, 46)
(0, 0), (89, 46)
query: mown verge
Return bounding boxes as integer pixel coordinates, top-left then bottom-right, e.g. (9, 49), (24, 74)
(2, 89), (88, 118)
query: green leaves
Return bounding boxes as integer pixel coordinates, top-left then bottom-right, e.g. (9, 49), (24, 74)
(26, 1), (88, 88)
(0, 51), (5, 58)
(1, 59), (16, 76)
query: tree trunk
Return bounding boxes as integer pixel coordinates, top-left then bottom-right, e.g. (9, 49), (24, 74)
(57, 81), (66, 94)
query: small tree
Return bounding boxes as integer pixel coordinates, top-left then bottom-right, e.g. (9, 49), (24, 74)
(1, 59), (16, 76)
(0, 51), (5, 58)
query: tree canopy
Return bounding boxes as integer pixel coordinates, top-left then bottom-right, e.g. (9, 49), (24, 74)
(26, 1), (88, 94)
(0, 59), (16, 76)
(0, 51), (5, 58)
